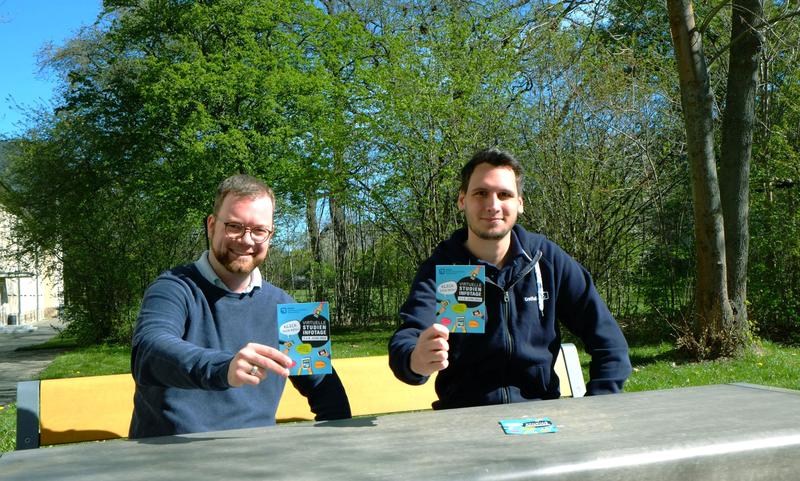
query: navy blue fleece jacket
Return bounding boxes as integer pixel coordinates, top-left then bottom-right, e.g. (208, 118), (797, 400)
(389, 225), (631, 409)
(130, 264), (350, 438)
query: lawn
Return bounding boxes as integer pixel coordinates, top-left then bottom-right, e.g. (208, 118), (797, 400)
(2, 327), (799, 452)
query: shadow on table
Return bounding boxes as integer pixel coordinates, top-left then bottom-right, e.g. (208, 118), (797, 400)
(313, 416), (377, 428)
(133, 435), (224, 446)
(130, 416), (380, 446)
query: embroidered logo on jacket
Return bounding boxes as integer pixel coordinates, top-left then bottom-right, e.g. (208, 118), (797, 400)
(524, 293), (549, 303)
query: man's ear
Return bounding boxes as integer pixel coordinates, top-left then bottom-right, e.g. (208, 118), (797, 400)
(457, 191), (466, 211)
(518, 197), (524, 214)
(206, 215), (215, 237)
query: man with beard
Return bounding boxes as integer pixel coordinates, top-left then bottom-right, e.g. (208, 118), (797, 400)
(130, 175), (350, 438)
(389, 148), (631, 410)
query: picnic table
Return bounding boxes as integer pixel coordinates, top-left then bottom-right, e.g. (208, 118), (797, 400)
(1, 383), (799, 480)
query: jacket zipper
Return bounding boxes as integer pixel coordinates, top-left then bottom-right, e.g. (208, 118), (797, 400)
(502, 290), (511, 403)
(489, 251), (542, 404)
(501, 256), (539, 355)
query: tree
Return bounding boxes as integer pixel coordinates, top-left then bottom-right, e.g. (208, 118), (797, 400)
(356, 1), (543, 265)
(666, 0), (768, 357)
(719, 0), (764, 347)
(2, 0), (357, 341)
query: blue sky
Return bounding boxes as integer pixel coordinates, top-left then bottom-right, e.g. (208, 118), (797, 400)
(0, 0), (103, 137)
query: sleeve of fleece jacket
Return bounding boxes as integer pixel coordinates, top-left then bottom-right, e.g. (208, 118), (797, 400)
(547, 241), (632, 395)
(388, 258), (438, 386)
(289, 369), (352, 421)
(131, 275), (232, 391)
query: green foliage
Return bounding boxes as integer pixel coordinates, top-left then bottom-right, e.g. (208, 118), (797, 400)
(265, 220), (415, 327)
(747, 13), (800, 345)
(510, 6), (690, 319)
(634, 182), (695, 315)
(2, 0), (373, 343)
(749, 161), (800, 344)
(0, 0), (798, 346)
(358, 1), (533, 264)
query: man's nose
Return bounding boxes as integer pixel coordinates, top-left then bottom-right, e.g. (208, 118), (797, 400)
(239, 229), (257, 245)
(485, 193), (501, 210)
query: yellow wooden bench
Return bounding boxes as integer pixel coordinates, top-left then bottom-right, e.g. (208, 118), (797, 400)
(15, 344), (584, 449)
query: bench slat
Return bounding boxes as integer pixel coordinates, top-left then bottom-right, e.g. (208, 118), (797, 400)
(276, 356), (438, 421)
(40, 374), (134, 445)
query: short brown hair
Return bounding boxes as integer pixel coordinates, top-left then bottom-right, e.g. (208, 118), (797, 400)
(459, 148), (524, 194)
(213, 174), (275, 215)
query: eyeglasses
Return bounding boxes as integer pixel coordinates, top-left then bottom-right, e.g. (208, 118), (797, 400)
(222, 222), (273, 244)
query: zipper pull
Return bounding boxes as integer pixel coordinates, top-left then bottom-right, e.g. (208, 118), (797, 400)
(503, 291), (509, 303)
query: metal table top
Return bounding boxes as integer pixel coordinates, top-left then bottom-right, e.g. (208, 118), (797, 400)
(2, 383), (799, 481)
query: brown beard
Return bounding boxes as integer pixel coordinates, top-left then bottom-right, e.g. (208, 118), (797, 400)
(210, 243), (263, 275)
(468, 221), (513, 241)
(473, 227), (511, 240)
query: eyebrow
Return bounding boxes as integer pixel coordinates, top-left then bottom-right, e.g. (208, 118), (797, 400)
(224, 221), (271, 229)
(470, 187), (516, 195)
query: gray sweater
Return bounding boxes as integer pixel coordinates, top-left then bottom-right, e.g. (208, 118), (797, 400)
(129, 264), (350, 438)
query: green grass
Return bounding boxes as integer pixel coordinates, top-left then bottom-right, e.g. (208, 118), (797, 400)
(329, 325), (395, 358)
(0, 404), (15, 453)
(17, 336), (81, 351)
(38, 344), (135, 379)
(621, 340), (800, 392)
(569, 340), (800, 393)
(3, 328), (800, 453)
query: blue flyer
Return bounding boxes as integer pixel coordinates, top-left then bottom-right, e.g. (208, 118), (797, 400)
(499, 418), (558, 435)
(435, 265), (486, 333)
(277, 301), (332, 376)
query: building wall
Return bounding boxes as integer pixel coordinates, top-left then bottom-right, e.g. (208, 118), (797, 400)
(0, 207), (62, 325)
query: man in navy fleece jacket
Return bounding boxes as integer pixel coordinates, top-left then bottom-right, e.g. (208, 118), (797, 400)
(130, 175), (350, 438)
(389, 148), (631, 409)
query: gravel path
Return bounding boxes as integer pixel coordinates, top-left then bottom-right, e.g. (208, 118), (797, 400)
(0, 323), (65, 406)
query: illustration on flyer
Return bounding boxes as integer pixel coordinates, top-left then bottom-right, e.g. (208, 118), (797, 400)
(278, 301), (332, 375)
(435, 265), (486, 334)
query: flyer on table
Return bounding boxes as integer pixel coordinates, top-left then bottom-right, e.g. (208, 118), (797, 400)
(499, 418), (558, 435)
(435, 265), (486, 333)
(277, 301), (332, 375)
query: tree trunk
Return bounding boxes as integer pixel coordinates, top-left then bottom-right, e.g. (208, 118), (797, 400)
(331, 187), (352, 325)
(305, 190), (324, 301)
(719, 0), (763, 350)
(667, 0), (735, 357)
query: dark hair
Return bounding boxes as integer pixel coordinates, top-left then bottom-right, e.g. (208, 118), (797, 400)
(459, 148), (523, 194)
(213, 174), (275, 215)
